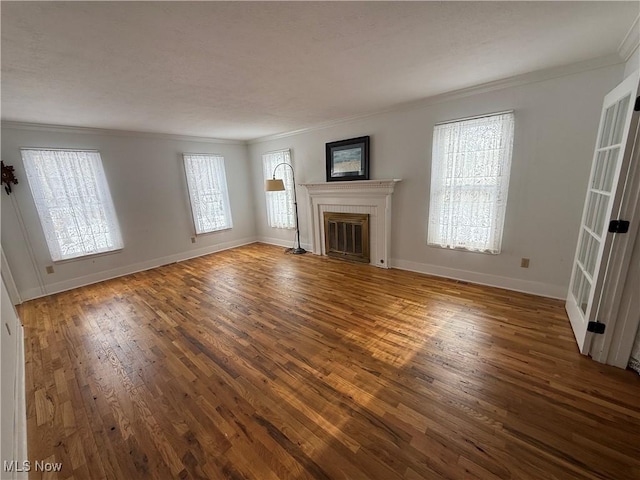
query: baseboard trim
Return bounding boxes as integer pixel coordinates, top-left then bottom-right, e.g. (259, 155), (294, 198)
(20, 237), (258, 301)
(19, 242), (566, 301)
(20, 287), (46, 302)
(256, 236), (313, 252)
(390, 258), (567, 300)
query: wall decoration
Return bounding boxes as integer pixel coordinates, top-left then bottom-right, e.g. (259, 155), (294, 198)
(1, 161), (18, 195)
(326, 136), (370, 182)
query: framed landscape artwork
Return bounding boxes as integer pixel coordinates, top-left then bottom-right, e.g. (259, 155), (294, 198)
(326, 136), (370, 182)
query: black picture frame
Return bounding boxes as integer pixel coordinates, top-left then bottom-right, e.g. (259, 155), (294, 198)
(326, 136), (370, 182)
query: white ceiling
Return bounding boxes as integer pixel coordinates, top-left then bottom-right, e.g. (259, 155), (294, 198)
(1, 2), (638, 141)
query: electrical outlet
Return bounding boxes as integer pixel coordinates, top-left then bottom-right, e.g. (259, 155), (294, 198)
(520, 258), (530, 268)
(45, 265), (54, 274)
(191, 237), (197, 244)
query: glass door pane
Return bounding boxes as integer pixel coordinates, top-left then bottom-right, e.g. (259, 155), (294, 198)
(611, 96), (631, 145)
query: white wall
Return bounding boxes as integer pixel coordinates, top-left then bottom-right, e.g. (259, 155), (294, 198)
(249, 64), (625, 298)
(1, 62), (628, 301)
(624, 47), (639, 76)
(1, 128), (256, 300)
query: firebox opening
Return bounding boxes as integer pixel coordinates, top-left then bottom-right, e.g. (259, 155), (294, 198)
(323, 212), (370, 264)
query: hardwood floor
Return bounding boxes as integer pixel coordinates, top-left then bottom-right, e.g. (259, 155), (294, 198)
(18, 243), (640, 479)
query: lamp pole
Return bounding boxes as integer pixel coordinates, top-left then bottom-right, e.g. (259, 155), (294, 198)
(271, 163), (306, 254)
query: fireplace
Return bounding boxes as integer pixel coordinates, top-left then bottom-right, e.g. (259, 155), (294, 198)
(301, 179), (401, 268)
(323, 212), (370, 263)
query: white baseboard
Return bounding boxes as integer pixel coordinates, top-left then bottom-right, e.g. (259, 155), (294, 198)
(19, 287), (47, 303)
(20, 237), (258, 301)
(390, 258), (567, 299)
(19, 241), (566, 301)
(257, 236), (313, 252)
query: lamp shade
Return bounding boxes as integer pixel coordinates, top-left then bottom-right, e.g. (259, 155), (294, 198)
(265, 178), (285, 192)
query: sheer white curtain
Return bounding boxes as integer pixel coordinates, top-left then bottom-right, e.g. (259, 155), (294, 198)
(428, 112), (514, 254)
(263, 149), (295, 229)
(183, 154), (233, 234)
(21, 149), (123, 261)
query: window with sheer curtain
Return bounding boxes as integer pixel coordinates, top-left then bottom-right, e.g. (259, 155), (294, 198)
(183, 154), (233, 234)
(428, 111), (514, 254)
(262, 149), (295, 229)
(21, 149), (123, 261)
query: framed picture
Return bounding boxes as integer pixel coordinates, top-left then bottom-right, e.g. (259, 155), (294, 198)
(326, 136), (370, 182)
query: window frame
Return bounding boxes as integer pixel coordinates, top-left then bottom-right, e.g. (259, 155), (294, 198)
(183, 153), (233, 235)
(21, 148), (123, 262)
(262, 149), (296, 230)
(427, 111), (515, 254)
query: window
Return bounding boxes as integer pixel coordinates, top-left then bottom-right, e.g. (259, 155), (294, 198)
(428, 111), (514, 254)
(183, 154), (233, 234)
(21, 149), (123, 261)
(262, 149), (295, 229)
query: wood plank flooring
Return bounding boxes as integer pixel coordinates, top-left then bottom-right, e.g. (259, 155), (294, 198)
(18, 243), (640, 479)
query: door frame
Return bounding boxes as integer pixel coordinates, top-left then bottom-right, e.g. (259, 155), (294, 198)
(0, 245), (21, 305)
(590, 105), (640, 365)
(566, 70), (640, 354)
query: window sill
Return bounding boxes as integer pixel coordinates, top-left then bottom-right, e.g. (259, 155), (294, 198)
(195, 227), (233, 236)
(53, 248), (124, 264)
(427, 243), (500, 255)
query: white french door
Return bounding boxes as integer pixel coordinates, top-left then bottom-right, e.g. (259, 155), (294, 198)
(566, 71), (640, 354)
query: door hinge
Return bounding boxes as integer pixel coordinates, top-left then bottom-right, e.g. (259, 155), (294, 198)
(635, 96), (640, 112)
(608, 220), (630, 234)
(587, 321), (606, 334)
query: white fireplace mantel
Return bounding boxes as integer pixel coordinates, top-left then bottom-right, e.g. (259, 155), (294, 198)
(301, 179), (401, 268)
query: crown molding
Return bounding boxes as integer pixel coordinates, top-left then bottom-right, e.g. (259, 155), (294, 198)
(0, 121), (247, 145)
(618, 13), (640, 62)
(248, 53), (624, 145)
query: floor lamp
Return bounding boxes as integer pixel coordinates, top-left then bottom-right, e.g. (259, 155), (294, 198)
(265, 163), (307, 255)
